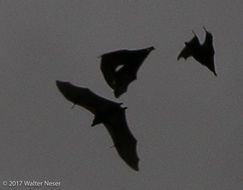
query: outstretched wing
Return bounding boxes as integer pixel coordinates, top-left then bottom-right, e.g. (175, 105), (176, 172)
(56, 80), (122, 126)
(100, 46), (154, 98)
(56, 80), (139, 170)
(104, 108), (139, 171)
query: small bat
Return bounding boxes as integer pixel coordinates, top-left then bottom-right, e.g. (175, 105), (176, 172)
(177, 27), (217, 76)
(56, 80), (139, 171)
(100, 46), (155, 98)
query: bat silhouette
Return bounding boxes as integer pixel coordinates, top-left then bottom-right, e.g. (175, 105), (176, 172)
(56, 80), (139, 171)
(177, 27), (217, 76)
(100, 46), (155, 98)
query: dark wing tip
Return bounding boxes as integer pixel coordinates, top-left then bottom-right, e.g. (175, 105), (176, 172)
(129, 156), (139, 171)
(56, 80), (67, 86)
(56, 80), (70, 89)
(146, 46), (155, 52)
(123, 153), (139, 171)
(177, 54), (182, 60)
(177, 46), (189, 61)
(132, 164), (139, 171)
(56, 80), (63, 89)
(114, 87), (127, 98)
(114, 91), (121, 98)
(56, 80), (61, 85)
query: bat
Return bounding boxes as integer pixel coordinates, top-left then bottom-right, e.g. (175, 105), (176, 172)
(177, 27), (217, 76)
(56, 80), (139, 171)
(100, 46), (155, 98)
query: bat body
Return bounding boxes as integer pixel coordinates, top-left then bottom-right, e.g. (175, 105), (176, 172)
(177, 28), (216, 76)
(100, 46), (155, 97)
(56, 80), (139, 171)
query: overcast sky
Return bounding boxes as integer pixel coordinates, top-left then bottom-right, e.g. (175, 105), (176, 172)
(0, 0), (243, 189)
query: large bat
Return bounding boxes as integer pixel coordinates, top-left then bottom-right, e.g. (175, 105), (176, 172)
(100, 46), (155, 98)
(56, 80), (139, 171)
(177, 27), (217, 76)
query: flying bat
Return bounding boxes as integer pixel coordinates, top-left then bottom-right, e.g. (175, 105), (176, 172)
(177, 27), (217, 76)
(100, 46), (155, 98)
(56, 80), (139, 171)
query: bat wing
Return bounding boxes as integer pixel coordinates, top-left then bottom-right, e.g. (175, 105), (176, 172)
(56, 80), (122, 126)
(104, 108), (139, 171)
(202, 27), (214, 50)
(56, 80), (139, 170)
(196, 51), (216, 76)
(177, 35), (200, 60)
(204, 55), (217, 76)
(100, 46), (154, 98)
(197, 28), (217, 76)
(177, 45), (193, 60)
(100, 50), (128, 90)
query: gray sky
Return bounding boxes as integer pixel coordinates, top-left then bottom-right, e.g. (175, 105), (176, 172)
(0, 0), (243, 189)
